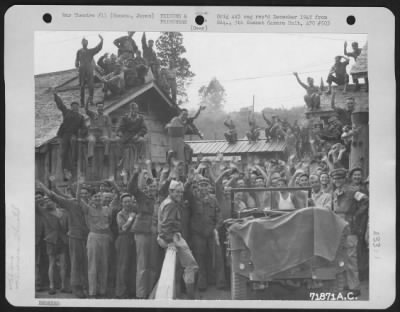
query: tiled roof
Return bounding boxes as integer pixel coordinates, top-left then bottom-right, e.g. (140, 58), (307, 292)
(35, 69), (105, 148)
(350, 42), (368, 75)
(186, 139), (287, 155)
(35, 69), (200, 148)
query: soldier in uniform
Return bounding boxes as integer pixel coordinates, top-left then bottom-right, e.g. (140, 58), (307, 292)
(293, 72), (321, 110)
(326, 55), (350, 94)
(116, 102), (147, 167)
(157, 180), (199, 299)
(223, 116), (238, 144)
(113, 32), (138, 62)
(189, 177), (226, 291)
(141, 32), (160, 79)
(75, 35), (104, 106)
(85, 101), (112, 166)
(246, 111), (261, 142)
(331, 168), (368, 296)
(127, 168), (160, 299)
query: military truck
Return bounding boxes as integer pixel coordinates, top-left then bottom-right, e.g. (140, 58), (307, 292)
(224, 187), (349, 300)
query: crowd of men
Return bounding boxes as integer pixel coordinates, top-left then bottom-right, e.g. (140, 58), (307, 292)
(35, 98), (369, 299)
(35, 39), (368, 299)
(75, 32), (178, 107)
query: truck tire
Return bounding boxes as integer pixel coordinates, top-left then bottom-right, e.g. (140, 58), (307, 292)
(231, 270), (248, 300)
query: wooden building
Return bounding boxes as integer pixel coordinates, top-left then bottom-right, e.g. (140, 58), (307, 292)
(35, 68), (199, 184)
(186, 137), (287, 164)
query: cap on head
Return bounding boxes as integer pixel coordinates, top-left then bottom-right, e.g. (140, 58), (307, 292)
(35, 190), (45, 197)
(120, 193), (131, 201)
(348, 167), (362, 178)
(169, 180), (184, 191)
(330, 168), (347, 179)
(130, 102), (139, 111)
(197, 177), (210, 186)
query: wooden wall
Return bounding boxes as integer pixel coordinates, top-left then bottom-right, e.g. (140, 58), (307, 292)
(36, 89), (173, 184)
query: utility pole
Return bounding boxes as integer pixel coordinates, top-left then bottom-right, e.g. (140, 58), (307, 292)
(252, 95), (255, 113)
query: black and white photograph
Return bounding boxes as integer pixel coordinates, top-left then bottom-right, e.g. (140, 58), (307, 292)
(33, 30), (370, 301)
(4, 5), (396, 309)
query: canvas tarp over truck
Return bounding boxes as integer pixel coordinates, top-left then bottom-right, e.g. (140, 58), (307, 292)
(228, 207), (348, 279)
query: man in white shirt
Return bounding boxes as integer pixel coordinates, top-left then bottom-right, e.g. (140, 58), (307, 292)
(309, 174), (332, 209)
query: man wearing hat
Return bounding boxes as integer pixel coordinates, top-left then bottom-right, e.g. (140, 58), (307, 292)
(189, 176), (226, 291)
(75, 34), (104, 106)
(330, 168), (368, 296)
(157, 180), (198, 299)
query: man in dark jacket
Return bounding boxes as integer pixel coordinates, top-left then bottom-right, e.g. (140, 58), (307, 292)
(116, 102), (147, 166)
(157, 180), (198, 299)
(75, 35), (103, 106)
(331, 168), (368, 296)
(127, 167), (159, 299)
(189, 177), (226, 291)
(54, 93), (87, 180)
(141, 32), (159, 79)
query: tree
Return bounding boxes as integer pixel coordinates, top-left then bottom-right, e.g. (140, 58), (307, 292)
(198, 77), (226, 111)
(155, 32), (195, 103)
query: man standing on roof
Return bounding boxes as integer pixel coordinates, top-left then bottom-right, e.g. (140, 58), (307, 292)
(75, 35), (103, 107)
(85, 100), (112, 166)
(326, 55), (350, 94)
(164, 60), (178, 103)
(114, 32), (138, 62)
(54, 93), (87, 181)
(141, 32), (160, 80)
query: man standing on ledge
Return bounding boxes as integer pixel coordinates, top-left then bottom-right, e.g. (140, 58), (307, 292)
(54, 92), (87, 181)
(75, 35), (103, 106)
(85, 100), (112, 167)
(157, 180), (199, 299)
(116, 102), (148, 167)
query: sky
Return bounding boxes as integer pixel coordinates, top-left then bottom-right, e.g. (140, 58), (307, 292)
(35, 31), (367, 112)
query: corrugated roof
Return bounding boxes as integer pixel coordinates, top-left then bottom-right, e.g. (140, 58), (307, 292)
(186, 139), (286, 155)
(350, 42), (368, 75)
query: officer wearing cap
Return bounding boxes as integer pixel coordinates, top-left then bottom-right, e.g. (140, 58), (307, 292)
(331, 168), (368, 296)
(157, 180), (198, 299)
(189, 176), (226, 291)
